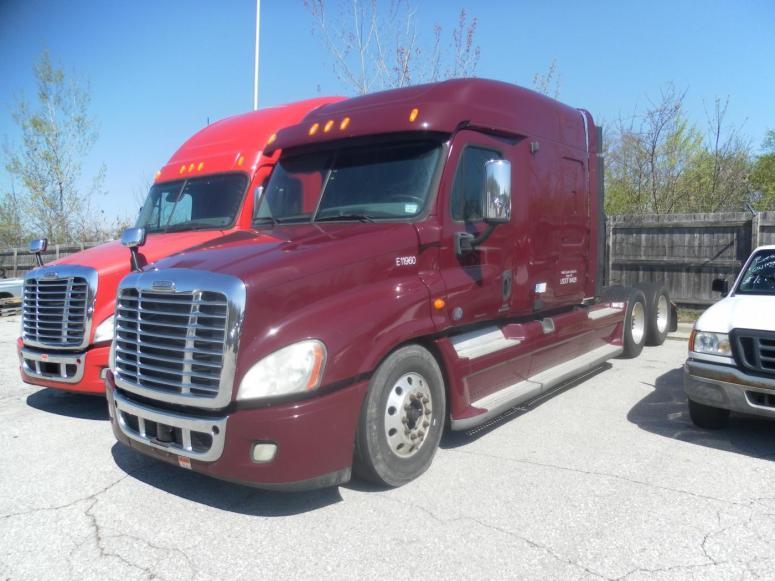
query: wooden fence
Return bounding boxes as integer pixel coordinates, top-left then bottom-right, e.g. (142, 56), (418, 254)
(0, 241), (107, 278)
(607, 211), (775, 307)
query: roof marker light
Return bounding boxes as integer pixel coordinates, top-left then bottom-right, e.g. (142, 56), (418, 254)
(324, 120), (334, 133)
(340, 117), (351, 130)
(188, 163), (195, 172)
(237, 155), (245, 166)
(309, 123), (320, 136)
(154, 170), (161, 180)
(197, 162), (204, 171)
(179, 165), (186, 174)
(267, 133), (277, 145)
(409, 108), (419, 122)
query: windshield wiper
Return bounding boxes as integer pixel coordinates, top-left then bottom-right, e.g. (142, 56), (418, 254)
(163, 222), (222, 233)
(316, 213), (376, 223)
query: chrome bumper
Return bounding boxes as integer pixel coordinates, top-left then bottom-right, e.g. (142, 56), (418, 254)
(683, 359), (775, 418)
(110, 389), (227, 462)
(19, 347), (85, 383)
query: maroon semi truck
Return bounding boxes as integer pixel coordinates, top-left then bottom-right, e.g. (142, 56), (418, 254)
(105, 79), (674, 490)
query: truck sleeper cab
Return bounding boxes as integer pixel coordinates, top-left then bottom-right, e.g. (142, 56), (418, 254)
(18, 97), (343, 395)
(105, 79), (668, 490)
(684, 245), (775, 428)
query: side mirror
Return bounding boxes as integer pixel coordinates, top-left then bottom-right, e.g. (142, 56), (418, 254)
(121, 227), (146, 249)
(483, 160), (511, 224)
(711, 278), (729, 297)
(121, 227), (146, 272)
(29, 238), (48, 267)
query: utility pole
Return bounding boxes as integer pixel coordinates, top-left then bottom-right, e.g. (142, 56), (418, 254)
(253, 0), (260, 110)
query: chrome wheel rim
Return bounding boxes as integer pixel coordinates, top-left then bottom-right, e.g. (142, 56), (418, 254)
(631, 301), (645, 345)
(656, 294), (669, 334)
(384, 372), (433, 458)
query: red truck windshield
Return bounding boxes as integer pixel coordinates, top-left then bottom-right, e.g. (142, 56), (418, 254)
(255, 139), (442, 225)
(137, 173), (248, 233)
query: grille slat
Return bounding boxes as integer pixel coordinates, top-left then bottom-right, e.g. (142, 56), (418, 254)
(22, 274), (92, 348)
(114, 288), (228, 401)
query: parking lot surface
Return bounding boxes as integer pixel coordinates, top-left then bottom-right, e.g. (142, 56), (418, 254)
(2, 314), (775, 580)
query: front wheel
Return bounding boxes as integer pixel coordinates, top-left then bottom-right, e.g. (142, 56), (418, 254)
(688, 399), (730, 429)
(354, 345), (446, 487)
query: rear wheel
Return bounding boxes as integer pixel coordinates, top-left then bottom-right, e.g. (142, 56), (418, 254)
(621, 289), (647, 358)
(354, 345), (446, 487)
(636, 283), (671, 346)
(688, 399), (730, 429)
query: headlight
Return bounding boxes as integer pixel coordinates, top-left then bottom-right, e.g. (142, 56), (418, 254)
(94, 315), (115, 344)
(237, 339), (326, 401)
(690, 330), (732, 357)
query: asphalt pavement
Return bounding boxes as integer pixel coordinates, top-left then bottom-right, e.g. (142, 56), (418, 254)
(2, 314), (774, 581)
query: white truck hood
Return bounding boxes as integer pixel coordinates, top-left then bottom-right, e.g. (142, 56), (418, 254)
(696, 294), (775, 333)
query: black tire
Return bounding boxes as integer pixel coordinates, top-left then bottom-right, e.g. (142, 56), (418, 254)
(621, 288), (647, 359)
(354, 345), (446, 487)
(688, 399), (730, 429)
(635, 283), (671, 346)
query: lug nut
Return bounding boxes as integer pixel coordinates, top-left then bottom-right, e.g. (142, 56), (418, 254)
(423, 420), (429, 428)
(422, 396), (429, 404)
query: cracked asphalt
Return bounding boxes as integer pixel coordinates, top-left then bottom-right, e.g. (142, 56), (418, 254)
(2, 314), (775, 581)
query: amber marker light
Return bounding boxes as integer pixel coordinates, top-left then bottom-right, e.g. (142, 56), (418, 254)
(237, 155), (245, 166)
(154, 170), (161, 181)
(188, 163), (195, 172)
(688, 328), (696, 352)
(309, 122), (320, 136)
(409, 108), (420, 122)
(340, 117), (351, 130)
(197, 162), (204, 171)
(433, 298), (446, 310)
(267, 133), (277, 145)
(179, 164), (186, 174)
(324, 120), (334, 133)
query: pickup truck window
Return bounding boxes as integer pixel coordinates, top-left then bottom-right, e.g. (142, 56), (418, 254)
(137, 173), (248, 233)
(451, 146), (503, 222)
(255, 140), (442, 224)
(737, 249), (775, 295)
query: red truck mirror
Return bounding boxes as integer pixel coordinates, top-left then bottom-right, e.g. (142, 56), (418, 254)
(483, 160), (511, 224)
(29, 238), (48, 267)
(121, 227), (147, 272)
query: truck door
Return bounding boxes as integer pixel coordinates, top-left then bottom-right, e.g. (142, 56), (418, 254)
(438, 131), (517, 326)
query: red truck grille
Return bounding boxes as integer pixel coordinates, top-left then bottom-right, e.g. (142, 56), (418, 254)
(733, 330), (775, 377)
(22, 276), (90, 348)
(114, 288), (229, 399)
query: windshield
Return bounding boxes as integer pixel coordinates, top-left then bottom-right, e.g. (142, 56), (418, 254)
(737, 249), (775, 295)
(254, 139), (442, 224)
(137, 173), (248, 233)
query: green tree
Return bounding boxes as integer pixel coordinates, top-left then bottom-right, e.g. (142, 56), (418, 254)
(750, 130), (775, 210)
(3, 51), (106, 245)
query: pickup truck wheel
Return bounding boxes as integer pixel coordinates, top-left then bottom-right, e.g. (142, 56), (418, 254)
(354, 345), (446, 487)
(621, 289), (647, 358)
(688, 399), (730, 429)
(636, 283), (671, 346)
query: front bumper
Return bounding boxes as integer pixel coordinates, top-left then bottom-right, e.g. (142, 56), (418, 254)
(17, 338), (110, 394)
(106, 372), (368, 491)
(683, 359), (775, 419)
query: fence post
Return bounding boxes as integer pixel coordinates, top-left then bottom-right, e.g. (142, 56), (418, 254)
(606, 218), (614, 286)
(12, 249), (17, 278)
(55, 244), (60, 260)
(752, 212), (761, 250)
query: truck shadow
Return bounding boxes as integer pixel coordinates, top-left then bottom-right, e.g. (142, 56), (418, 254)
(25, 388), (109, 421)
(110, 443), (343, 515)
(627, 367), (775, 460)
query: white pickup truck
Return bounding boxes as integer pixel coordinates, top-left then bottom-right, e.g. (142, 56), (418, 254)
(684, 245), (775, 428)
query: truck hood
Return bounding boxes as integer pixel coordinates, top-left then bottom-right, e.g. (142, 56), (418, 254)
(150, 223), (420, 290)
(696, 294), (775, 334)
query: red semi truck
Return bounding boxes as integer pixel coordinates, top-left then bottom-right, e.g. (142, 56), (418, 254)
(18, 97), (342, 395)
(105, 79), (674, 490)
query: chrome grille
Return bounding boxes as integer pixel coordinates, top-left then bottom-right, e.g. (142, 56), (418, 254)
(115, 288), (228, 399)
(22, 266), (97, 350)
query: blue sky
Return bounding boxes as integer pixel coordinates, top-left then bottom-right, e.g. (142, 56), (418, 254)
(1, 0), (774, 224)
